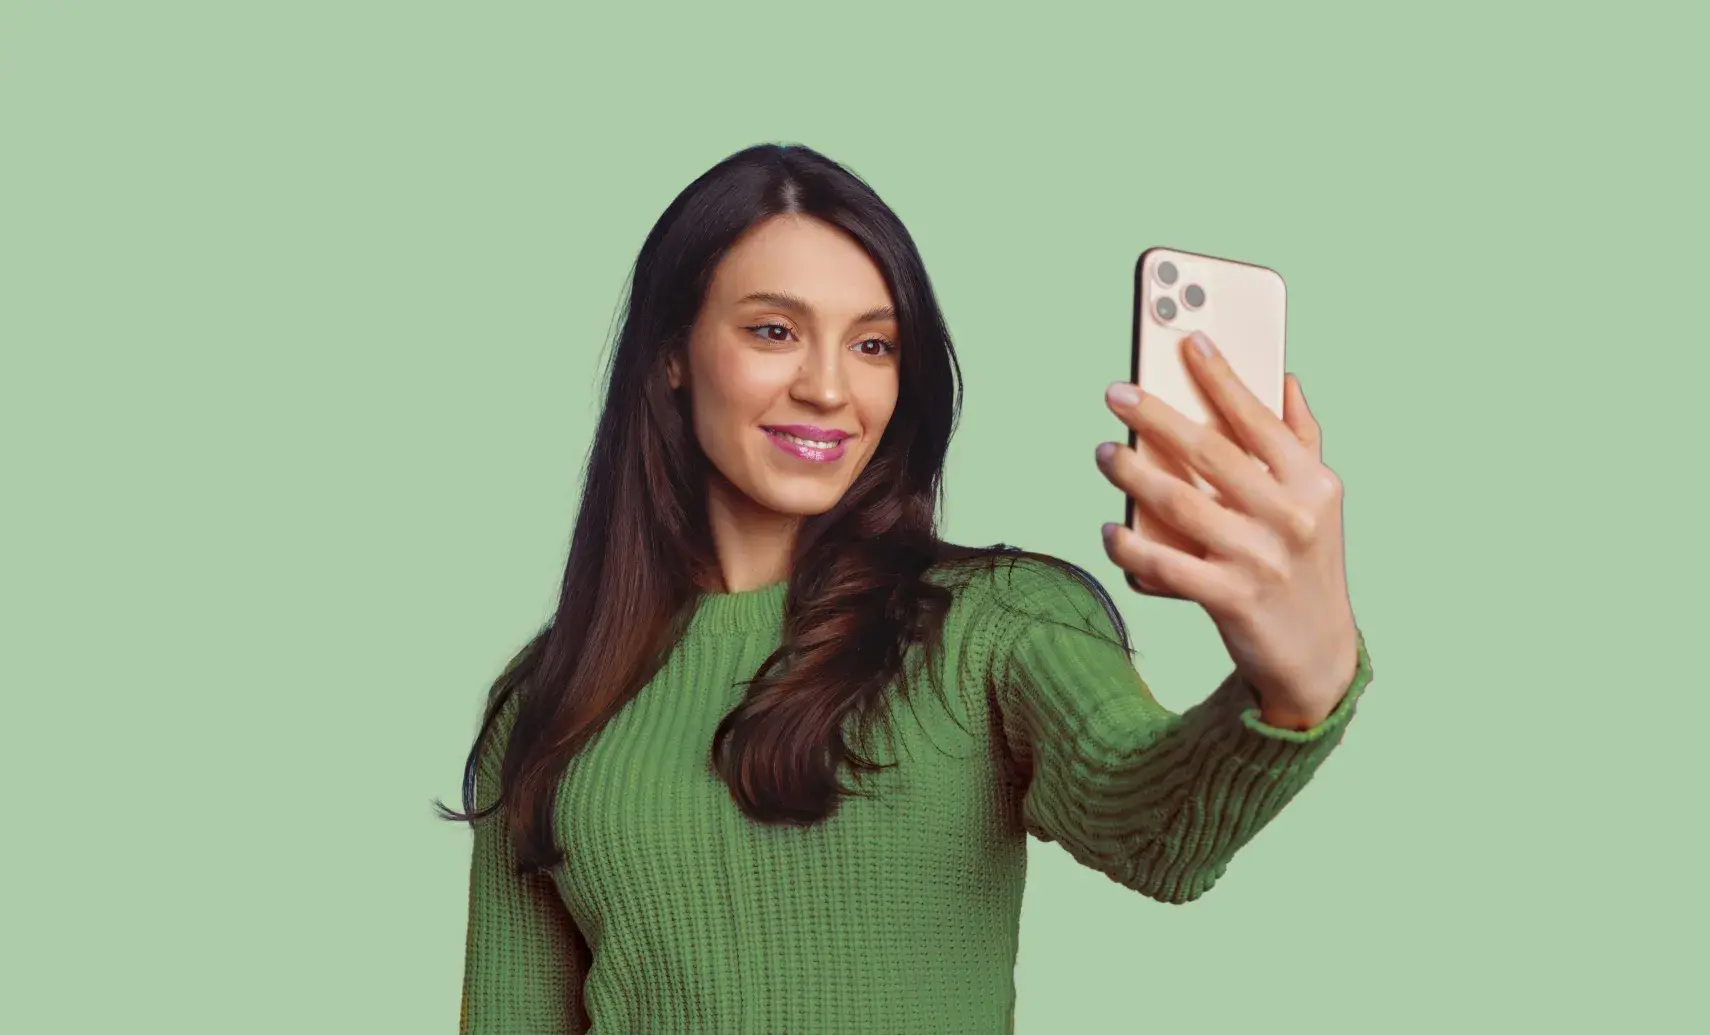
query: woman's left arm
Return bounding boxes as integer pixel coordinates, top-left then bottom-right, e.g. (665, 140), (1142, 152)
(989, 562), (1372, 905)
(992, 330), (1376, 902)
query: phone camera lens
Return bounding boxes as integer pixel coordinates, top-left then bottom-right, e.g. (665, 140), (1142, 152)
(1156, 261), (1179, 286)
(1154, 297), (1177, 321)
(1182, 284), (1206, 309)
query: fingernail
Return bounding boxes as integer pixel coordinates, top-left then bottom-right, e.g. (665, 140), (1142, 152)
(1095, 441), (1116, 466)
(1101, 522), (1118, 543)
(1187, 331), (1214, 357)
(1106, 381), (1140, 406)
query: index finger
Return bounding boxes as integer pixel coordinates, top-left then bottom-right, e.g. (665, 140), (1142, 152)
(1182, 332), (1310, 478)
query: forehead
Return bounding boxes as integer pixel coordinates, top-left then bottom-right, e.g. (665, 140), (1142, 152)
(708, 215), (893, 314)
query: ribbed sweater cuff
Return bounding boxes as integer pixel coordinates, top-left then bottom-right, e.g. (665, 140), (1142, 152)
(1210, 627), (1372, 752)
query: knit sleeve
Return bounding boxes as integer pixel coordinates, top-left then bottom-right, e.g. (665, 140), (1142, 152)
(460, 690), (590, 1034)
(986, 560), (1371, 904)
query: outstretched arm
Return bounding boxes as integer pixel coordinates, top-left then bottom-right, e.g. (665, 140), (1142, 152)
(989, 562), (1370, 904)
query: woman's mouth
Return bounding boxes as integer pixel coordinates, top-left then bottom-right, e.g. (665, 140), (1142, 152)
(763, 428), (850, 463)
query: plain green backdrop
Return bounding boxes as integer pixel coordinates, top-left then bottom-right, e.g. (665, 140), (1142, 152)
(3, 2), (1704, 1032)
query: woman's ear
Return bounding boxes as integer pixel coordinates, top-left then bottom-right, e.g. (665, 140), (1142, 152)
(666, 353), (684, 390)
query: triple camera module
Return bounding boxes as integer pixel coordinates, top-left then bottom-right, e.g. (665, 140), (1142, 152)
(1152, 260), (1205, 322)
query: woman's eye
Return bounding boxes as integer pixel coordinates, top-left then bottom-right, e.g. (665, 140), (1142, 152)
(747, 325), (891, 354)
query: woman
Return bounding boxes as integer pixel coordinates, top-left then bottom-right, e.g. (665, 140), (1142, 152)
(443, 143), (1371, 1034)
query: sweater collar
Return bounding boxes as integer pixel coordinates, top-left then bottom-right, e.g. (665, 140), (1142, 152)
(687, 578), (789, 635)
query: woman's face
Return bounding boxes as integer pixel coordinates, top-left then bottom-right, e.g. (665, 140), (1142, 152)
(670, 214), (901, 524)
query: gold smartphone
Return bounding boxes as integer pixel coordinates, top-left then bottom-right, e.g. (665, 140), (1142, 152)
(1124, 246), (1287, 596)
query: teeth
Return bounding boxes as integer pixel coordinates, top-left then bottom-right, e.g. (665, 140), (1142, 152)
(772, 430), (839, 449)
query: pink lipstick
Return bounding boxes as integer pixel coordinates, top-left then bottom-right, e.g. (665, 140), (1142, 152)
(761, 425), (852, 463)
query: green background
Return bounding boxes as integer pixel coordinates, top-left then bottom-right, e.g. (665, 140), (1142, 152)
(4, 3), (1703, 1032)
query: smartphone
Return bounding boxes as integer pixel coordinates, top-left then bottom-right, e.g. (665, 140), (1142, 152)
(1124, 246), (1287, 596)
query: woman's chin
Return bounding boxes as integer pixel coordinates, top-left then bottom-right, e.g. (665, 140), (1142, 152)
(751, 483), (845, 519)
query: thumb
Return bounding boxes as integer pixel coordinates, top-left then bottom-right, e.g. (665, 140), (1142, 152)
(1283, 373), (1321, 456)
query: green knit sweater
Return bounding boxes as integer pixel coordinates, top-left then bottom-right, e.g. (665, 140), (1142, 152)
(460, 559), (1372, 1034)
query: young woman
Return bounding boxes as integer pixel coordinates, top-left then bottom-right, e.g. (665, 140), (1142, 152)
(444, 143), (1371, 1034)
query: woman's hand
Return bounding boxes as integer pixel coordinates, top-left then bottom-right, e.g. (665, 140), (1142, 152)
(1095, 331), (1358, 730)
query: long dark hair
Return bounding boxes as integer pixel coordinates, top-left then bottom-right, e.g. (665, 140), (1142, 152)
(435, 143), (1130, 874)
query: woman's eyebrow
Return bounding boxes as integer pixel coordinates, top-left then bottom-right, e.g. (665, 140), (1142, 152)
(736, 291), (895, 325)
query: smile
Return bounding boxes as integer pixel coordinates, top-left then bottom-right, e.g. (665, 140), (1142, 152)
(763, 428), (850, 463)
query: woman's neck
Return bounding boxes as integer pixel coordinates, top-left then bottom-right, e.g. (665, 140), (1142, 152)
(704, 479), (800, 592)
